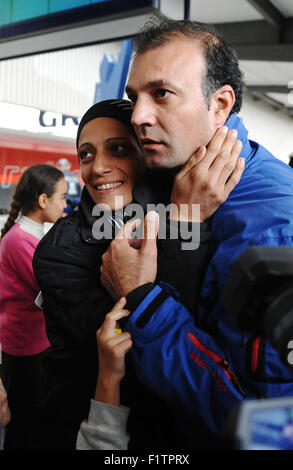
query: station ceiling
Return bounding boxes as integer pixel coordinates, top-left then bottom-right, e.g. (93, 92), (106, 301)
(0, 0), (292, 117)
(188, 0), (293, 116)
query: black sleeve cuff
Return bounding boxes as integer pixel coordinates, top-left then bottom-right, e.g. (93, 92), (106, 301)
(118, 283), (155, 330)
(125, 283), (155, 312)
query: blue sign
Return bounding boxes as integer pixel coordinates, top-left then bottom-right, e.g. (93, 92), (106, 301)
(94, 39), (133, 102)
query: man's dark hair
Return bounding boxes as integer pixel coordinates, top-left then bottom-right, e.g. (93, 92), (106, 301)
(133, 13), (244, 115)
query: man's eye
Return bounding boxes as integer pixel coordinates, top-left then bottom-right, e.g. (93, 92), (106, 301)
(156, 89), (171, 99)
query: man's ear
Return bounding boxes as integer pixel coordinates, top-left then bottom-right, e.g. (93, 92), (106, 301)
(210, 85), (236, 127)
(38, 193), (48, 210)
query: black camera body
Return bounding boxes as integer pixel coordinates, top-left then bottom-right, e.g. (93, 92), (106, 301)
(221, 246), (293, 368)
(221, 246), (293, 449)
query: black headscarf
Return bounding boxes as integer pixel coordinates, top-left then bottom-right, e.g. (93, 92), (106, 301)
(76, 99), (135, 148)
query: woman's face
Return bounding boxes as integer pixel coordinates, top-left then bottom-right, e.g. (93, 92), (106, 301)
(42, 177), (68, 223)
(78, 117), (143, 210)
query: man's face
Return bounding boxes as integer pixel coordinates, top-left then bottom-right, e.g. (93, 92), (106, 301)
(126, 36), (215, 170)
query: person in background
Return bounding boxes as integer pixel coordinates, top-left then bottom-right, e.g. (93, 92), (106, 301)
(0, 164), (67, 450)
(288, 153), (293, 168)
(56, 157), (82, 213)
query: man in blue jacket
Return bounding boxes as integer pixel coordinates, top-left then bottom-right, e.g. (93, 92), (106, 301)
(100, 14), (293, 440)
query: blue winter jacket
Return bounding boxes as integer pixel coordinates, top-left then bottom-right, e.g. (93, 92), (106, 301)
(124, 114), (293, 436)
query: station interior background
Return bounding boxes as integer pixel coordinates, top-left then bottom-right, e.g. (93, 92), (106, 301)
(0, 0), (293, 224)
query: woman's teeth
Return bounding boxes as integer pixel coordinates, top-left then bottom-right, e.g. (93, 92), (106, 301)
(96, 181), (123, 190)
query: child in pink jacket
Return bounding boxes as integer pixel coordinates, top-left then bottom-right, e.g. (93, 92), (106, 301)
(0, 164), (67, 449)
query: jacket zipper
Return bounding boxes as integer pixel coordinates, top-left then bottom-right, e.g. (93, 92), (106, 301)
(188, 332), (246, 396)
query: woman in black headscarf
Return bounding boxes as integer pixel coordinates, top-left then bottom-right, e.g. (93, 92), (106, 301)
(32, 99), (149, 449)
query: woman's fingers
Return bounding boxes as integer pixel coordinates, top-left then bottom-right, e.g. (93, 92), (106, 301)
(198, 126), (231, 171)
(223, 156), (245, 199)
(217, 137), (243, 185)
(97, 297), (131, 338)
(175, 146), (206, 181)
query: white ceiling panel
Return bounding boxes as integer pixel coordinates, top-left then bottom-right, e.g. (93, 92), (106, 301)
(190, 0), (263, 23)
(240, 61), (293, 86)
(271, 0), (293, 17)
(267, 92), (293, 107)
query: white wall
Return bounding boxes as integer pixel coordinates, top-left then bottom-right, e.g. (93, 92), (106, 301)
(0, 41), (122, 117)
(240, 91), (293, 165)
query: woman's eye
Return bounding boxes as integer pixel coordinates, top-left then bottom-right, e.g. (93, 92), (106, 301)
(78, 150), (92, 161)
(110, 144), (128, 155)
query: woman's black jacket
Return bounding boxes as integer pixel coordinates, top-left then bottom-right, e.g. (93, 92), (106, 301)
(32, 178), (212, 450)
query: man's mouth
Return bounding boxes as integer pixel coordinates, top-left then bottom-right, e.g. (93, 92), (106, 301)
(141, 138), (159, 144)
(140, 138), (163, 150)
(96, 181), (123, 191)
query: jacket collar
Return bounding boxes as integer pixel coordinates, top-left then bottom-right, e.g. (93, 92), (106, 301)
(79, 186), (97, 228)
(78, 187), (101, 243)
(226, 113), (257, 166)
(133, 168), (174, 207)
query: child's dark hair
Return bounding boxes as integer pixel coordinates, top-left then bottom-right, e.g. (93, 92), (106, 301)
(1, 164), (64, 239)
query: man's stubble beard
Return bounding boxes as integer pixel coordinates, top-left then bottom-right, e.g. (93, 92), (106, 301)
(143, 145), (197, 173)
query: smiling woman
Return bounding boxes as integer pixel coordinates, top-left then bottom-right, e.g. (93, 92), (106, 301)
(31, 99), (147, 450)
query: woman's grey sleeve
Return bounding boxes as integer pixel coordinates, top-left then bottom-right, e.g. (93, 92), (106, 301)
(76, 400), (130, 450)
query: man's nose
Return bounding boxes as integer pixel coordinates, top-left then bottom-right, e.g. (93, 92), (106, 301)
(131, 97), (156, 128)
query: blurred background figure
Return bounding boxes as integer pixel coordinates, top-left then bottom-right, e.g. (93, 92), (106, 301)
(56, 158), (82, 213)
(0, 164), (67, 450)
(288, 153), (293, 168)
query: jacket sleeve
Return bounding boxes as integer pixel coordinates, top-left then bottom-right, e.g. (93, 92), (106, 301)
(124, 282), (246, 436)
(76, 400), (129, 450)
